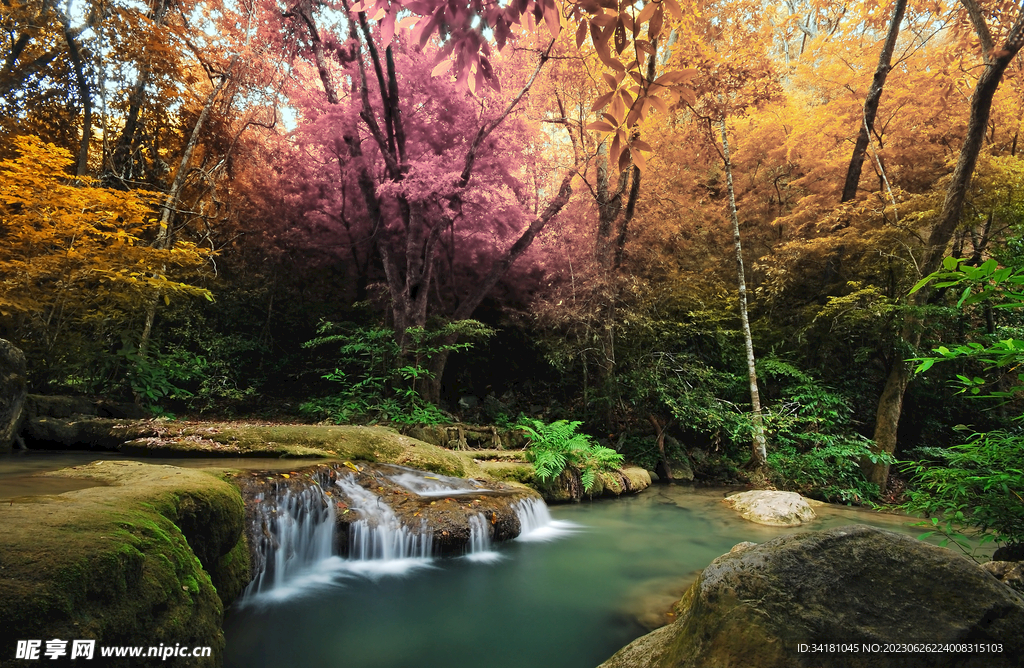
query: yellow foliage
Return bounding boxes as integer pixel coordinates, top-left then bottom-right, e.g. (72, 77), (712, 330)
(0, 135), (212, 334)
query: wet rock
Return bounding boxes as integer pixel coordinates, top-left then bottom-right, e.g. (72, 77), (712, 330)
(234, 461), (541, 558)
(722, 489), (818, 526)
(661, 437), (694, 482)
(22, 394), (150, 420)
(982, 561), (1024, 595)
(599, 525), (1024, 668)
(24, 416), (148, 450)
(728, 540), (757, 554)
(535, 466), (652, 503)
(0, 339), (27, 453)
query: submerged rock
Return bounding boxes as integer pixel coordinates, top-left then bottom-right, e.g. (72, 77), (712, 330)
(599, 525), (1024, 668)
(0, 461), (249, 668)
(722, 489), (819, 526)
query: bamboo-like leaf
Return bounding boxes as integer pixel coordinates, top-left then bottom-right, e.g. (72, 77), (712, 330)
(614, 20), (627, 53)
(586, 121), (616, 132)
(591, 90), (616, 111)
(649, 4), (663, 40)
(618, 145), (632, 172)
(635, 2), (656, 25)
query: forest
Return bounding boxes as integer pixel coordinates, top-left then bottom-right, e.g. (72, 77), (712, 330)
(3, 0), (1024, 554)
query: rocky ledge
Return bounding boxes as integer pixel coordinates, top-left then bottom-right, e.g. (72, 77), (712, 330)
(20, 410), (650, 502)
(599, 525), (1024, 668)
(0, 461), (250, 668)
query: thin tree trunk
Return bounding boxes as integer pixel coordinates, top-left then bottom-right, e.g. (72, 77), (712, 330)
(648, 414), (673, 481)
(61, 22), (92, 176)
(138, 64), (234, 358)
(108, 0), (168, 182)
(721, 115), (768, 467)
(841, 0), (907, 202)
(865, 0), (1024, 489)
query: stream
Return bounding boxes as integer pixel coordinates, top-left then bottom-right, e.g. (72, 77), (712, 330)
(223, 483), (967, 668)
(0, 451), (989, 668)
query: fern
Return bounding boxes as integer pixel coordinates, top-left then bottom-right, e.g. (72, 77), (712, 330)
(517, 419), (624, 493)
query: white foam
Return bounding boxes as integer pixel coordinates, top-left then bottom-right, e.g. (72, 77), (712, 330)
(338, 557), (437, 578)
(514, 498), (582, 542)
(464, 550), (505, 563)
(515, 519), (582, 542)
(387, 468), (491, 496)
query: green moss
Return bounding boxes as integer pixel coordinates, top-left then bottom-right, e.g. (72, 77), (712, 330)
(0, 462), (247, 668)
(476, 460), (536, 485)
(209, 533), (251, 607)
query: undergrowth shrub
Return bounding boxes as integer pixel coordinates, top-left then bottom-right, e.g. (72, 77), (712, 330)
(902, 427), (1024, 552)
(516, 419), (624, 492)
(300, 320), (492, 424)
(755, 357), (891, 503)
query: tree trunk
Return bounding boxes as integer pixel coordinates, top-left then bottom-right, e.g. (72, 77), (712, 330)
(61, 21), (92, 176)
(841, 0), (907, 202)
(865, 0), (1024, 489)
(420, 174), (575, 403)
(138, 64), (234, 358)
(721, 115), (768, 467)
(108, 0), (169, 183)
(648, 414), (673, 481)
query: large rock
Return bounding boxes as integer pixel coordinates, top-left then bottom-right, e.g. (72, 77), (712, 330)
(0, 462), (249, 668)
(599, 525), (1024, 668)
(722, 489), (818, 526)
(0, 339), (27, 453)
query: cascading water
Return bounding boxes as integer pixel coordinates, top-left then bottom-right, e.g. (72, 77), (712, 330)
(237, 463), (576, 603)
(465, 513), (502, 563)
(386, 465), (491, 497)
(332, 475), (434, 574)
(514, 498), (580, 542)
(241, 482), (338, 602)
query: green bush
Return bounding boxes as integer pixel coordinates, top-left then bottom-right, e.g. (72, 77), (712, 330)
(300, 320), (492, 424)
(901, 427), (1024, 551)
(753, 357), (890, 503)
(516, 419), (624, 492)
(767, 437), (891, 504)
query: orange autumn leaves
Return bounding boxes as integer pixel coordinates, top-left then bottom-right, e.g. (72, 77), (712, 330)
(0, 137), (211, 333)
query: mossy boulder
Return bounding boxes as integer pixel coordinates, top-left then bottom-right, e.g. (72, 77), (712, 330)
(599, 525), (1024, 668)
(534, 466), (652, 502)
(0, 462), (250, 668)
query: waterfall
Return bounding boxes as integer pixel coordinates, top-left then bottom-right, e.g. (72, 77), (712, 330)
(386, 465), (491, 497)
(514, 498), (580, 542)
(333, 475), (434, 575)
(237, 465), (579, 604)
(465, 514), (502, 563)
(241, 482), (338, 602)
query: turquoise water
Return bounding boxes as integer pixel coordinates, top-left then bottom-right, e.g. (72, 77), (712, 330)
(223, 485), (947, 668)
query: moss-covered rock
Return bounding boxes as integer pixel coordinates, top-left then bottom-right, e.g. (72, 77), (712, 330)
(0, 462), (250, 668)
(599, 525), (1024, 668)
(18, 419), (651, 501)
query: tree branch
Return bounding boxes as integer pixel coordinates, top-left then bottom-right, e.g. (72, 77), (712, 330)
(458, 39), (555, 188)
